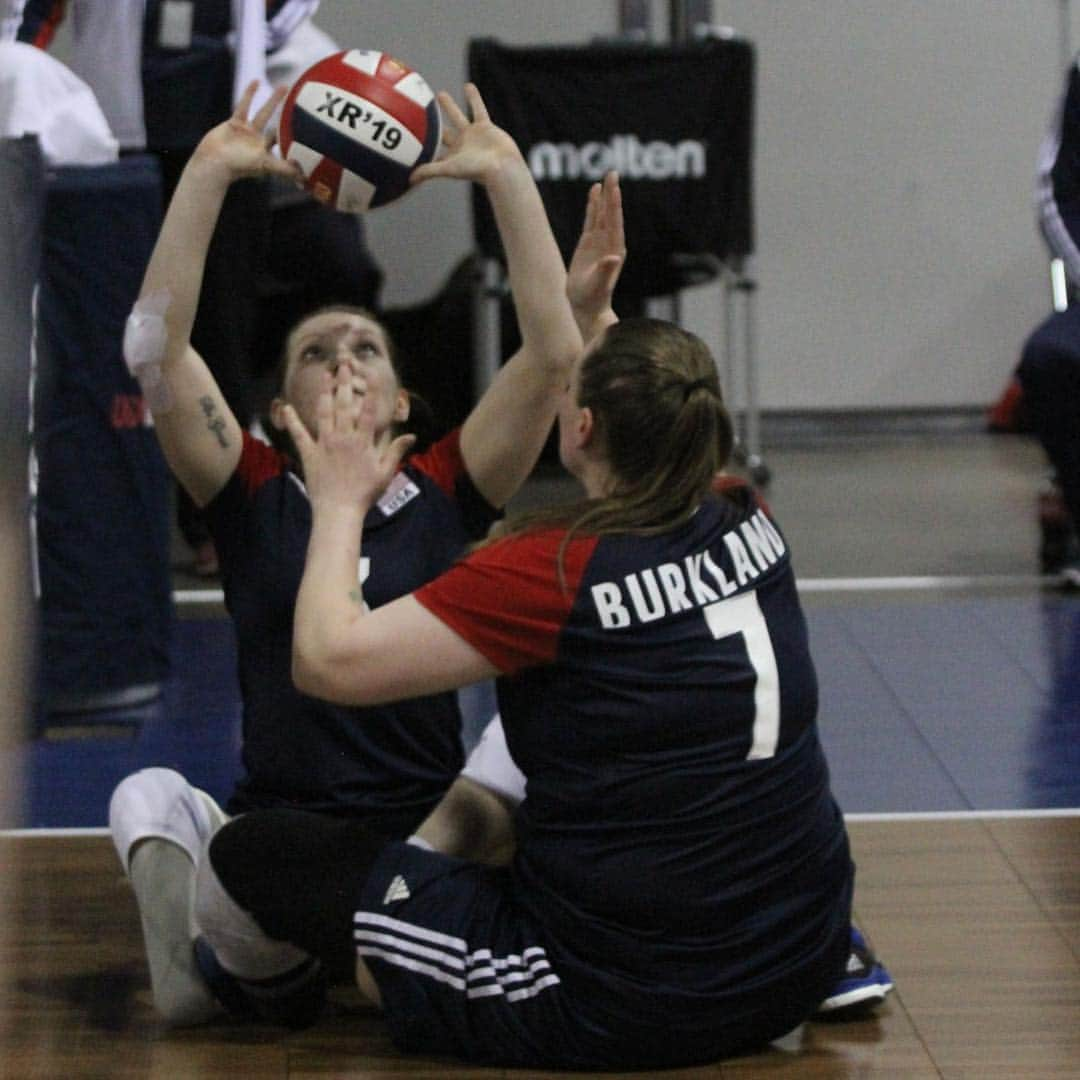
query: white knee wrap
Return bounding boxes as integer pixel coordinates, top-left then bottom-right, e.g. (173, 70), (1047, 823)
(460, 714), (526, 806)
(109, 767), (228, 871)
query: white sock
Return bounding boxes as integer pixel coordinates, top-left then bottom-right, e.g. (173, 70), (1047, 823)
(128, 839), (220, 1026)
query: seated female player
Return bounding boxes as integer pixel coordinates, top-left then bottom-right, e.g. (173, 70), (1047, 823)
(108, 81), (625, 1024)
(192, 188), (885, 1064)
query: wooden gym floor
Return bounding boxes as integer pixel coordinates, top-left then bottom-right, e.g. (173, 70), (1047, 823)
(5, 431), (1080, 1076)
(3, 818), (1078, 1078)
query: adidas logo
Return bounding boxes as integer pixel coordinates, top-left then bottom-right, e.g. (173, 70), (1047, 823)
(383, 874), (411, 905)
(846, 952), (865, 975)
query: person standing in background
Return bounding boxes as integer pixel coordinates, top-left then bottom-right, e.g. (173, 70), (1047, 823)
(1020, 51), (1080, 587)
(12, 0), (383, 576)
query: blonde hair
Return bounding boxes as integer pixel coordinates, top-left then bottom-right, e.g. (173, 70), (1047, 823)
(490, 318), (734, 580)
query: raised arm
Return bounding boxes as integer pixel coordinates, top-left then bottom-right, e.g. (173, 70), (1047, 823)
(566, 171), (625, 344)
(126, 83), (301, 506)
(410, 85), (585, 509)
(284, 364), (498, 705)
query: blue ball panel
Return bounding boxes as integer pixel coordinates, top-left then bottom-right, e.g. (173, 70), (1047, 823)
(293, 106), (412, 206)
(421, 99), (441, 164)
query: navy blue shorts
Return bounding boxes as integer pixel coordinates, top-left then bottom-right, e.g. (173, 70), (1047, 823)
(354, 841), (839, 1070)
(355, 841), (589, 1068)
(355, 841), (846, 1070)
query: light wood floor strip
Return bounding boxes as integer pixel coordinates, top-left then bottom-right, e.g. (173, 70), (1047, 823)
(2, 821), (1078, 1077)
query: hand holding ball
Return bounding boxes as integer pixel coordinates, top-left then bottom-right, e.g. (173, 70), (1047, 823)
(278, 49), (442, 212)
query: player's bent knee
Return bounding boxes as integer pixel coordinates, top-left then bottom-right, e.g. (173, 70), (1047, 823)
(109, 767), (213, 870)
(417, 776), (517, 864)
(206, 809), (390, 973)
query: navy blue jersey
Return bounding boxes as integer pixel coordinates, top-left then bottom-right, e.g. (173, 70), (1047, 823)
(416, 485), (853, 1028)
(205, 429), (498, 833)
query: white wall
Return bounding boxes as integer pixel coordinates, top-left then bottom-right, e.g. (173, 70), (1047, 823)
(690, 1), (1067, 409)
(315, 0), (1068, 411)
(46, 0), (1069, 409)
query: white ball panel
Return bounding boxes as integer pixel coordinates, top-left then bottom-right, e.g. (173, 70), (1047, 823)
(338, 170), (378, 213)
(286, 141), (323, 177)
(394, 71), (435, 109)
(295, 81), (424, 167)
(341, 49), (382, 76)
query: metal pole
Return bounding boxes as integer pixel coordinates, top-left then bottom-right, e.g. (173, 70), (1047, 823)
(721, 267), (738, 425)
(1060, 0), (1073, 75)
(618, 0), (652, 39)
(669, 0), (712, 43)
(738, 272), (768, 485)
(472, 258), (504, 397)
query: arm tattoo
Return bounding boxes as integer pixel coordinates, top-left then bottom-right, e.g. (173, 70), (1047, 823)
(199, 395), (230, 449)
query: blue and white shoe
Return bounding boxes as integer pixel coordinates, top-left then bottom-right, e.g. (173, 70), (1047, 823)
(814, 926), (894, 1018)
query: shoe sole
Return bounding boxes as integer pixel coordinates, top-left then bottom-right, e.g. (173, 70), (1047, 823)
(817, 979), (894, 1012)
(815, 967), (894, 1019)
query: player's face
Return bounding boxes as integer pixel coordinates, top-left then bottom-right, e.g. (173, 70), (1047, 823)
(280, 312), (409, 441)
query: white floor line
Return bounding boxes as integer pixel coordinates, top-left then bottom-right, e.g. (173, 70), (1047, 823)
(174, 588), (224, 604)
(797, 574), (1053, 593)
(845, 808), (1080, 821)
(6, 807), (1079, 837)
(4, 827), (110, 837)
(175, 574), (1058, 608)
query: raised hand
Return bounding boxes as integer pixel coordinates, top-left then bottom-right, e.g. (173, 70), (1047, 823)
(192, 81), (304, 185)
(282, 365), (415, 515)
(567, 171), (625, 340)
(410, 83), (522, 187)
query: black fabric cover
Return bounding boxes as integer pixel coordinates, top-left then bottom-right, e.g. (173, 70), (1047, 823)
(468, 36), (754, 300)
(0, 137), (45, 736)
(1, 137), (43, 480)
(34, 155), (173, 711)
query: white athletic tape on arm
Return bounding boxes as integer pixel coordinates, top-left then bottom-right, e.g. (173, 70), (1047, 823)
(123, 290), (173, 412)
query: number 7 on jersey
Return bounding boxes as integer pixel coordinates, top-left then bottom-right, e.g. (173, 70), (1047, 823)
(704, 590), (781, 760)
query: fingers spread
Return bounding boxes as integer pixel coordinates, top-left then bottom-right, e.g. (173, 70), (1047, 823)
(584, 183), (601, 232)
(254, 84), (288, 133)
(282, 403), (313, 456)
(233, 80), (258, 121)
(438, 90), (468, 132)
(462, 82), (489, 122)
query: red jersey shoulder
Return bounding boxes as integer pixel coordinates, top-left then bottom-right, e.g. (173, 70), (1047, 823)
(235, 431), (289, 497)
(415, 527), (600, 673)
(406, 428), (465, 499)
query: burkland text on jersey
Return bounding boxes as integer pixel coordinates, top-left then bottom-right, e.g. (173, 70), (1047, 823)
(590, 509), (786, 629)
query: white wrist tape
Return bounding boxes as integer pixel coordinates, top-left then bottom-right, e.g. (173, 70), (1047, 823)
(123, 291), (173, 412)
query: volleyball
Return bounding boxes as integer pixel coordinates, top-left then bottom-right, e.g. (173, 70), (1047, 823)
(278, 49), (442, 213)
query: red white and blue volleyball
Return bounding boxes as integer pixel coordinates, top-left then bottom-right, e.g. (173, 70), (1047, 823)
(278, 49), (442, 212)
